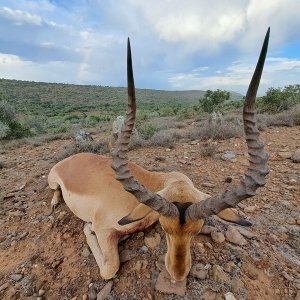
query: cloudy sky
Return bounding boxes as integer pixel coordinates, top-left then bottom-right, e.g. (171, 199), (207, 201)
(0, 0), (299, 94)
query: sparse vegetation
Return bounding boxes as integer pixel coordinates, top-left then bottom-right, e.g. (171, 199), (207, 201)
(55, 140), (109, 162)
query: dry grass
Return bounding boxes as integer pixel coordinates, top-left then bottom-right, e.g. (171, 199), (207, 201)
(187, 119), (243, 141)
(55, 139), (109, 162)
(200, 143), (218, 157)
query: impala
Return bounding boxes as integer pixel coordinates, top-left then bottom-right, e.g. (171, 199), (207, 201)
(48, 28), (270, 282)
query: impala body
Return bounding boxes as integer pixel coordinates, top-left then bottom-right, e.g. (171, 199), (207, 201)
(48, 29), (270, 282)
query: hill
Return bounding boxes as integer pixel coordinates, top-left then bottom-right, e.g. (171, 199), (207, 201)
(0, 79), (243, 117)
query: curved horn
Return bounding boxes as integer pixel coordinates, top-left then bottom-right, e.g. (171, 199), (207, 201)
(186, 28), (270, 220)
(111, 38), (178, 218)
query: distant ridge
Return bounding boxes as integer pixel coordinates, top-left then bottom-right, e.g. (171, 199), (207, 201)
(0, 78), (243, 116)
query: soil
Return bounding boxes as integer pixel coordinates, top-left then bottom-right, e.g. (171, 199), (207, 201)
(0, 126), (299, 300)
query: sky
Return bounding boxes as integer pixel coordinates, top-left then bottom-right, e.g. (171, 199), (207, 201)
(0, 0), (299, 95)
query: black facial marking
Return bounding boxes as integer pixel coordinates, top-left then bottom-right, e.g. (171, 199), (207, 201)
(173, 202), (193, 224)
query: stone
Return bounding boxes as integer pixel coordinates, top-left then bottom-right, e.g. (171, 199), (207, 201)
(244, 205), (257, 213)
(189, 263), (208, 280)
(211, 265), (231, 284)
(201, 225), (216, 235)
(224, 292), (237, 300)
(155, 267), (186, 296)
(285, 217), (297, 225)
(291, 151), (300, 163)
(0, 282), (9, 291)
(120, 249), (136, 263)
(144, 233), (161, 249)
(223, 261), (237, 273)
(225, 226), (247, 246)
(205, 242), (213, 249)
(278, 152), (293, 159)
(19, 232), (29, 239)
(82, 247), (91, 258)
(196, 242), (206, 254)
(202, 182), (216, 188)
(10, 274), (23, 282)
(295, 290), (300, 300)
(211, 231), (225, 243)
(222, 151), (236, 161)
(96, 281), (113, 300)
(57, 211), (68, 221)
(38, 289), (45, 296)
(294, 278), (300, 289)
(235, 227), (257, 239)
(231, 278), (245, 293)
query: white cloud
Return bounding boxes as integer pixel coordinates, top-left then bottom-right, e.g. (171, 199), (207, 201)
(168, 56), (300, 94)
(0, 6), (42, 25)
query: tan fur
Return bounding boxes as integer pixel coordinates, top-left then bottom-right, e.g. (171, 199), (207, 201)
(48, 152), (246, 280)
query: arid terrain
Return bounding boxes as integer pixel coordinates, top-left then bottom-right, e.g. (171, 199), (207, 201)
(0, 125), (300, 300)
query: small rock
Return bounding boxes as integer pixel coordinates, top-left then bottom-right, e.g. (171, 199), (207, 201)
(205, 242), (213, 249)
(190, 263), (208, 280)
(244, 205), (256, 213)
(224, 292), (237, 300)
(144, 233), (161, 249)
(196, 242), (206, 254)
(96, 281), (113, 300)
(294, 278), (300, 289)
(211, 231), (225, 243)
(202, 182), (216, 188)
(82, 247), (91, 258)
(140, 245), (148, 252)
(19, 232), (29, 239)
(10, 274), (23, 282)
(225, 226), (247, 246)
(0, 282), (9, 291)
(211, 265), (231, 284)
(266, 233), (278, 244)
(278, 152), (293, 159)
(223, 261), (237, 273)
(231, 278), (245, 293)
(82, 295), (88, 300)
(120, 249), (136, 263)
(282, 271), (293, 282)
(57, 211), (68, 221)
(155, 267), (186, 296)
(38, 289), (45, 296)
(291, 151), (300, 163)
(201, 225), (216, 235)
(222, 151), (236, 161)
(235, 227), (257, 239)
(286, 217), (297, 225)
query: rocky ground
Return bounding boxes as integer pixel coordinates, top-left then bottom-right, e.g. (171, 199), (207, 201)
(0, 125), (300, 300)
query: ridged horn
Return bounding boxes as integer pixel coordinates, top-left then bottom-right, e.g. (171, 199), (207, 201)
(186, 28), (270, 220)
(111, 38), (178, 218)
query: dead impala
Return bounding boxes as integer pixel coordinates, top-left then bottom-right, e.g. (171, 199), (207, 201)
(48, 28), (270, 282)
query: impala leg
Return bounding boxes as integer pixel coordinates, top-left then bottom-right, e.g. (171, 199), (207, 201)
(83, 223), (103, 271)
(84, 222), (120, 280)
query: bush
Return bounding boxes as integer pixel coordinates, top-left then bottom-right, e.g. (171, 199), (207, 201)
(187, 119), (243, 141)
(0, 100), (31, 139)
(258, 84), (300, 113)
(199, 89), (230, 113)
(137, 123), (161, 140)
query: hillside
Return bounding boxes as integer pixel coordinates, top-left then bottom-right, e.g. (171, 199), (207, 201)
(0, 79), (243, 117)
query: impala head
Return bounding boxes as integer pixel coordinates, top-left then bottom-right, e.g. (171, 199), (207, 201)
(112, 29), (270, 282)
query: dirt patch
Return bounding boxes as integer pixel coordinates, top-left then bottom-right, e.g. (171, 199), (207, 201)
(0, 126), (299, 299)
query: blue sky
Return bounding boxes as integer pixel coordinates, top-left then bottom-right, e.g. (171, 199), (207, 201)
(0, 0), (299, 95)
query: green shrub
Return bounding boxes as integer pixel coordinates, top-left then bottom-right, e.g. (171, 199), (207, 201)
(137, 123), (161, 140)
(258, 85), (300, 113)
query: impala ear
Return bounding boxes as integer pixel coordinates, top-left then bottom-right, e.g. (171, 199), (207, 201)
(118, 204), (153, 225)
(217, 208), (252, 226)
